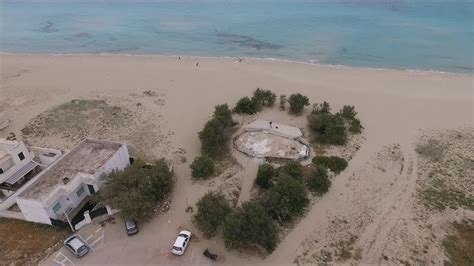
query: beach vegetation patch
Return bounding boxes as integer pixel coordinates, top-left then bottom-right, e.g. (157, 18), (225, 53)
(223, 201), (278, 252)
(442, 219), (474, 266)
(415, 139), (445, 162)
(100, 159), (172, 221)
(21, 99), (132, 142)
(308, 112), (347, 145)
(194, 191), (232, 238)
(338, 105), (358, 120)
(252, 88), (276, 107)
(234, 96), (260, 114)
(312, 156), (348, 174)
(199, 105), (235, 158)
(312, 101), (331, 113)
(256, 163), (274, 189)
(277, 161), (304, 181)
(190, 155), (215, 179)
(279, 94), (287, 110)
(306, 165), (331, 194)
(263, 174), (309, 223)
(288, 93), (310, 114)
(349, 118), (363, 133)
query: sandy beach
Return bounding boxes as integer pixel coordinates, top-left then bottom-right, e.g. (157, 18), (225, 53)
(1, 54), (473, 264)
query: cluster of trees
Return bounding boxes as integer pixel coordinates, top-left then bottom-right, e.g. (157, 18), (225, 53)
(234, 88), (276, 114)
(233, 89), (311, 116)
(190, 155), (215, 179)
(193, 156), (350, 253)
(199, 104), (236, 158)
(192, 104), (236, 179)
(307, 102), (363, 145)
(100, 159), (173, 221)
(312, 156), (348, 174)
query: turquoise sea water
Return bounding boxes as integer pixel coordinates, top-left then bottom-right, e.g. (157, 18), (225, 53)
(1, 0), (473, 73)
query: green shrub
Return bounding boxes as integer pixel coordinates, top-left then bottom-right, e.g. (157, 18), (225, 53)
(288, 93), (310, 114)
(349, 118), (363, 133)
(199, 118), (231, 157)
(256, 163), (274, 189)
(101, 159), (172, 221)
(312, 101), (331, 113)
(213, 104), (235, 127)
(194, 192), (231, 238)
(279, 95), (287, 110)
(199, 105), (235, 158)
(264, 174), (309, 223)
(312, 156), (348, 174)
(277, 161), (304, 181)
(252, 88), (276, 107)
(307, 112), (347, 145)
(234, 96), (260, 114)
(190, 156), (215, 179)
(339, 105), (358, 120)
(223, 201), (278, 252)
(306, 165), (331, 194)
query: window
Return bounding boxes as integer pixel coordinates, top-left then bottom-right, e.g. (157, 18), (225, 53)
(52, 202), (62, 214)
(0, 168), (3, 174)
(76, 186), (85, 198)
(18, 152), (25, 161)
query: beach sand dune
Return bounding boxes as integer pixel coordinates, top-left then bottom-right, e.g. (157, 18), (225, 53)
(0, 54), (472, 265)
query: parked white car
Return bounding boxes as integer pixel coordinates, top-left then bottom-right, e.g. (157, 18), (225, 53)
(171, 230), (192, 255)
(64, 235), (89, 258)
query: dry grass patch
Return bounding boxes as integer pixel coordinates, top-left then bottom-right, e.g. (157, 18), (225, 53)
(0, 218), (69, 265)
(442, 219), (474, 266)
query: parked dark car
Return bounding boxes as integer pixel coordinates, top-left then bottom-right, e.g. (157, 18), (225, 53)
(125, 219), (139, 235)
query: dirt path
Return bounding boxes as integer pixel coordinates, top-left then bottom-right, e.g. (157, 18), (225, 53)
(358, 145), (418, 263)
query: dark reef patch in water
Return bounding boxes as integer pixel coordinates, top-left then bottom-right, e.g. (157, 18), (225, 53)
(75, 32), (91, 39)
(216, 32), (281, 50)
(39, 21), (58, 33)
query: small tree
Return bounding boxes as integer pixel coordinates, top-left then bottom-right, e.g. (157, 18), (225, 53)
(253, 88), (276, 107)
(339, 105), (357, 120)
(288, 93), (310, 114)
(213, 104), (235, 127)
(312, 101), (331, 113)
(264, 174), (309, 223)
(194, 192), (231, 238)
(100, 159), (173, 221)
(279, 95), (287, 110)
(312, 156), (348, 174)
(190, 156), (215, 179)
(277, 161), (304, 181)
(256, 163), (274, 189)
(199, 118), (231, 157)
(234, 96), (260, 114)
(223, 201), (278, 252)
(199, 105), (235, 158)
(349, 118), (363, 133)
(306, 165), (331, 194)
(307, 112), (347, 145)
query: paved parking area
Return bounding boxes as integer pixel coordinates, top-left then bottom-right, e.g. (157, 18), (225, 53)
(41, 213), (235, 266)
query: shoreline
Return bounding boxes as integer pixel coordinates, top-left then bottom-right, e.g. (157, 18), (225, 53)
(1, 52), (470, 77)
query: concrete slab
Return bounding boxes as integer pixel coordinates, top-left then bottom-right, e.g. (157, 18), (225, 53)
(245, 119), (302, 139)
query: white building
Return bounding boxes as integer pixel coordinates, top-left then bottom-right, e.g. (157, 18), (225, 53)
(15, 139), (129, 225)
(0, 139), (61, 198)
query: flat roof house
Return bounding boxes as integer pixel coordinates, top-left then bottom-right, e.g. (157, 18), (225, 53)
(15, 139), (129, 225)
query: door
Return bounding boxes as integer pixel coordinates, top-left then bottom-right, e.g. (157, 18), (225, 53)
(87, 184), (96, 194)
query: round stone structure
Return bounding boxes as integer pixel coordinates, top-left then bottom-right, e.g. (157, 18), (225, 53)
(234, 119), (309, 160)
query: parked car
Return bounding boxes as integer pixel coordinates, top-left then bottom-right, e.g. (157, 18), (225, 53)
(64, 235), (89, 258)
(171, 230), (192, 255)
(125, 219), (139, 235)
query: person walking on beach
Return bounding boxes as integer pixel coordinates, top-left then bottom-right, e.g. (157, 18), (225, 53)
(196, 62), (199, 67)
(269, 121), (273, 128)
